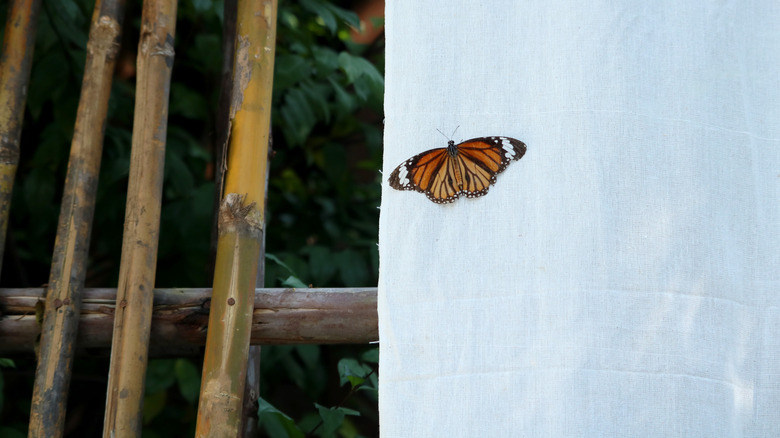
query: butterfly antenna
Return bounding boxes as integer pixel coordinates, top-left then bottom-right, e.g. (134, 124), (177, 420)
(436, 126), (461, 141)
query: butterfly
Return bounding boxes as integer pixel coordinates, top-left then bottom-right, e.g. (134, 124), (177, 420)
(388, 134), (527, 204)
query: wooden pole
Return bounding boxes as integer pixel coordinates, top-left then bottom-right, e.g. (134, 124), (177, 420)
(209, 0), (266, 434)
(27, 1), (126, 436)
(0, 0), (41, 275)
(0, 287), (379, 354)
(195, 1), (277, 432)
(102, 0), (178, 436)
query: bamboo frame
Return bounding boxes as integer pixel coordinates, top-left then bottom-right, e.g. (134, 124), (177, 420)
(27, 1), (126, 436)
(0, 287), (379, 354)
(3, 0), (382, 434)
(196, 0), (277, 434)
(102, 0), (178, 436)
(0, 0), (41, 274)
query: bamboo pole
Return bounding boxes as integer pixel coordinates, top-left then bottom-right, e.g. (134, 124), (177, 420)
(102, 0), (177, 436)
(196, 0), (277, 435)
(0, 287), (379, 353)
(0, 0), (41, 275)
(27, 1), (126, 436)
(210, 0), (264, 434)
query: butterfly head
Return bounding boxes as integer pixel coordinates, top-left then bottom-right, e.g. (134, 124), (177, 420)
(446, 140), (458, 157)
(437, 126), (461, 158)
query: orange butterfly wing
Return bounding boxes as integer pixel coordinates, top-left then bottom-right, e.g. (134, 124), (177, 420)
(388, 136), (526, 203)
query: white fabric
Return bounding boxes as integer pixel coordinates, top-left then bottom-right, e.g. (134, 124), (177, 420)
(378, 1), (780, 437)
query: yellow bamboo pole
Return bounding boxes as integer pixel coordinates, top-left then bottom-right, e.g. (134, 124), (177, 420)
(195, 0), (277, 435)
(102, 0), (178, 436)
(27, 1), (126, 437)
(210, 0), (266, 435)
(0, 0), (41, 275)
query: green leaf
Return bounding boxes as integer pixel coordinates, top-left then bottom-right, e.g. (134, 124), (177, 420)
(275, 54), (312, 90)
(282, 275), (309, 289)
(306, 245), (336, 285)
(165, 147), (196, 197)
(267, 253), (296, 274)
(361, 348), (379, 364)
(323, 3), (360, 29)
(45, 0), (89, 50)
(300, 80), (331, 123)
(314, 404), (360, 436)
(169, 83), (209, 119)
(315, 403), (345, 436)
(327, 77), (356, 113)
(335, 249), (369, 286)
(338, 358), (366, 388)
(337, 52), (384, 87)
(276, 168), (308, 198)
(312, 47), (340, 76)
(257, 396), (305, 438)
(0, 358), (16, 368)
(300, 0), (338, 34)
(144, 359), (177, 394)
(192, 0), (213, 12)
(281, 86), (318, 146)
(175, 359), (201, 404)
(27, 52), (70, 118)
(295, 345), (321, 370)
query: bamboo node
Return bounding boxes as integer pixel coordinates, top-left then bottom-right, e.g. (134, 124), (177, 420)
(88, 16), (122, 59)
(151, 35), (176, 59)
(218, 193), (263, 237)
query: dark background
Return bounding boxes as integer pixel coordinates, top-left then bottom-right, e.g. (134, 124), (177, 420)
(0, 0), (383, 436)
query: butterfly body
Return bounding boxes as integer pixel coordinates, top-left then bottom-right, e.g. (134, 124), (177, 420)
(388, 136), (527, 204)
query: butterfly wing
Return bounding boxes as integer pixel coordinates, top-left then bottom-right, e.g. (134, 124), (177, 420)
(388, 136), (526, 203)
(454, 136), (526, 199)
(388, 147), (462, 203)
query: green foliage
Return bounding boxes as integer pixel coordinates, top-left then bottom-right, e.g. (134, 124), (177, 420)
(259, 346), (378, 438)
(258, 397), (305, 438)
(0, 0), (382, 435)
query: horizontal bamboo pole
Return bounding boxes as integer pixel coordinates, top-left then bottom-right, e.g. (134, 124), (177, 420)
(0, 288), (377, 354)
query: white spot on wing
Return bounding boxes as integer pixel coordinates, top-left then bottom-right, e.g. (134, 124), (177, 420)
(501, 137), (515, 158)
(398, 165), (409, 185)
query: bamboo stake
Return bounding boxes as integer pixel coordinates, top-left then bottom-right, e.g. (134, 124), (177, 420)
(0, 287), (379, 353)
(210, 0), (263, 434)
(196, 0), (277, 435)
(102, 0), (177, 436)
(27, 1), (126, 436)
(0, 0), (41, 275)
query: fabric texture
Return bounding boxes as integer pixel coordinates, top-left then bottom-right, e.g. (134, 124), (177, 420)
(378, 1), (780, 437)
